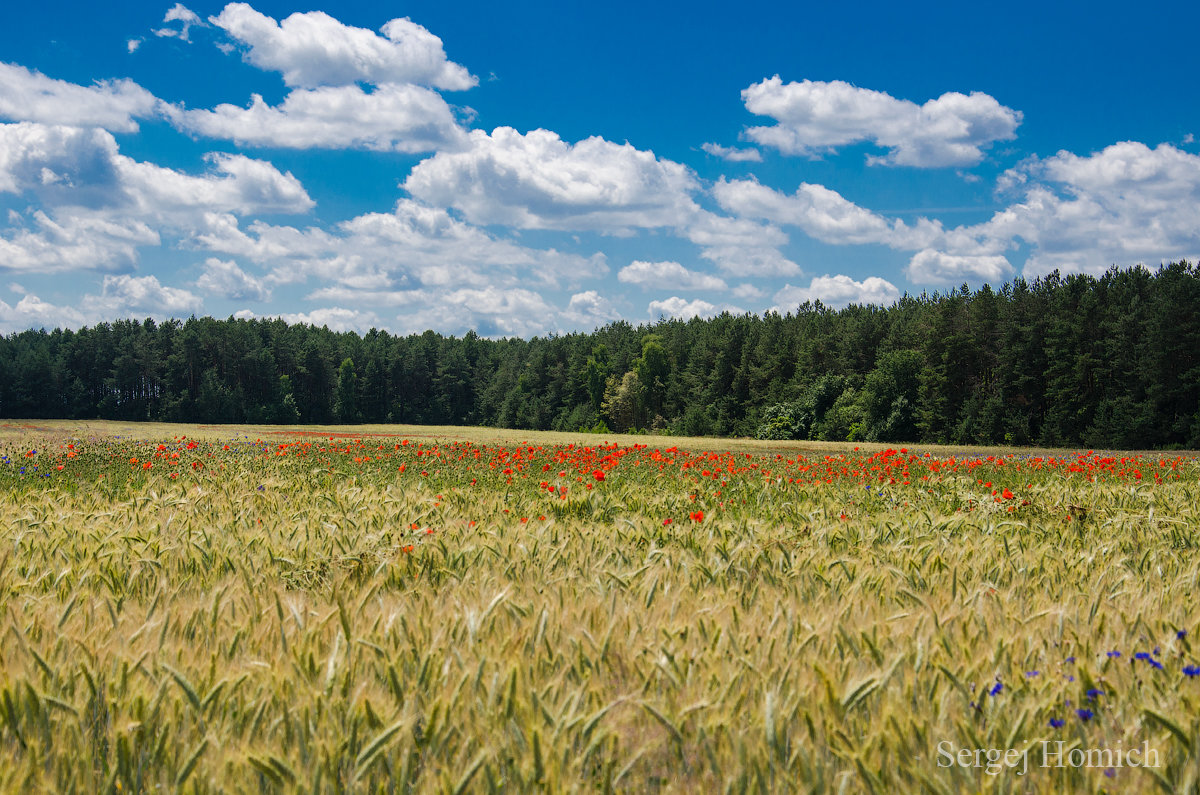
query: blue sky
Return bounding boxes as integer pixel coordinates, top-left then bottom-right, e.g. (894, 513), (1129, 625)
(1, 0), (1197, 336)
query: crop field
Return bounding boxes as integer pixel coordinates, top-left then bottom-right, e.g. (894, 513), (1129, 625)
(1, 420), (1198, 793)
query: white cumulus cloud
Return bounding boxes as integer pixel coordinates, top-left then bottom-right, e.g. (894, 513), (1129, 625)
(0, 63), (161, 132)
(617, 260), (727, 291)
(0, 122), (313, 273)
(773, 274), (900, 310)
(0, 293), (87, 333)
(683, 212), (801, 276)
(195, 257), (270, 300)
(713, 177), (938, 247)
(905, 250), (1012, 283)
(701, 142), (762, 162)
(404, 127), (702, 233)
(209, 3), (475, 90)
(90, 273), (202, 316)
(742, 76), (1021, 168)
(155, 4), (204, 42)
(192, 199), (606, 300)
(911, 141), (1200, 279)
(563, 290), (621, 330)
(259, 306), (384, 333)
(170, 83), (467, 152)
(648, 296), (720, 320)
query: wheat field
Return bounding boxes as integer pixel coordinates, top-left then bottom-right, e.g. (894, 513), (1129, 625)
(0, 420), (1197, 793)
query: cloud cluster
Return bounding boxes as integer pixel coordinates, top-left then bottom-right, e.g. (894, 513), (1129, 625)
(701, 142), (762, 162)
(618, 260), (727, 291)
(1, 3), (1195, 339)
(193, 198), (604, 294)
(773, 275), (901, 311)
(167, 4), (478, 153)
(195, 257), (270, 301)
(0, 122), (312, 272)
(713, 177), (933, 247)
(210, 4), (475, 90)
(405, 127), (701, 232)
(0, 63), (161, 133)
(648, 296), (720, 320)
(991, 141), (1200, 275)
(0, 274), (201, 333)
(155, 3), (204, 42)
(898, 141), (1200, 280)
(170, 83), (468, 152)
(742, 77), (1021, 168)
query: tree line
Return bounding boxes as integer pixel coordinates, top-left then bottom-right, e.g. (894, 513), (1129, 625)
(2, 262), (1197, 450)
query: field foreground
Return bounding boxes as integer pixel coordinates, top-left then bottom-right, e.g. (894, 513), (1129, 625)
(1, 421), (1199, 793)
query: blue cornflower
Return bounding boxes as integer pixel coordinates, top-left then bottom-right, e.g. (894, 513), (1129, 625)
(1183, 666), (1200, 678)
(1179, 630), (1189, 639)
(989, 682), (1003, 696)
(1065, 656), (1075, 664)
(1076, 709), (1094, 722)
(1086, 688), (1104, 701)
(1049, 718), (1065, 728)
(1154, 647), (1161, 656)
(1107, 650), (1121, 658)
(1134, 652), (1164, 670)
(1026, 670), (1040, 677)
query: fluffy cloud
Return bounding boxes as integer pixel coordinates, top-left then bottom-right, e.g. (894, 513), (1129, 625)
(121, 152), (314, 217)
(0, 212), (158, 272)
(905, 250), (1012, 283)
(617, 260), (727, 291)
(195, 257), (270, 300)
(712, 175), (1016, 284)
(193, 199), (607, 296)
(773, 275), (901, 310)
(1001, 143), (1200, 275)
(742, 76), (1021, 168)
(0, 123), (312, 216)
(713, 177), (936, 247)
(1, 273), (206, 333)
(155, 4), (204, 42)
(910, 141), (1200, 279)
(404, 127), (702, 232)
(303, 285), (622, 337)
(424, 287), (557, 337)
(0, 63), (161, 132)
(711, 140), (1194, 285)
(0, 122), (312, 272)
(0, 293), (87, 333)
(91, 274), (202, 316)
(701, 142), (762, 162)
(563, 290), (621, 330)
(731, 283), (766, 299)
(174, 4), (476, 152)
(0, 124), (121, 199)
(170, 83), (467, 152)
(648, 296), (720, 320)
(683, 212), (801, 276)
(209, 3), (475, 90)
(254, 306), (384, 333)
(248, 285), (562, 337)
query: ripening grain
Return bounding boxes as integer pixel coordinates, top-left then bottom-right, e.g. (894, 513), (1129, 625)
(0, 422), (1198, 793)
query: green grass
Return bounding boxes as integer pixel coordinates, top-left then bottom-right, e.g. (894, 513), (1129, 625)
(0, 421), (1197, 793)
